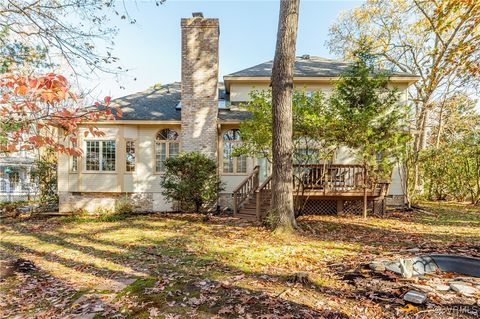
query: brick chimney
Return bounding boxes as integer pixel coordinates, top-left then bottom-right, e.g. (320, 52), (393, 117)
(180, 13), (219, 159)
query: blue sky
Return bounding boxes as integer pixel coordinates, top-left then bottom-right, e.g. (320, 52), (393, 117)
(83, 0), (363, 99)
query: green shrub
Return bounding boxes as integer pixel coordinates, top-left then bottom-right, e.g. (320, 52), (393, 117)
(264, 209), (279, 229)
(32, 148), (58, 205)
(420, 134), (480, 205)
(161, 152), (224, 214)
(115, 197), (134, 215)
(60, 213), (129, 223)
(93, 207), (109, 215)
(65, 204), (131, 223)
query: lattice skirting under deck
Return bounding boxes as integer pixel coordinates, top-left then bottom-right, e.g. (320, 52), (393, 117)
(343, 200), (366, 215)
(299, 199), (385, 216)
(298, 199), (337, 215)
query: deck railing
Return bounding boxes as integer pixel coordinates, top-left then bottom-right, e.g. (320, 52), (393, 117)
(232, 165), (260, 216)
(293, 164), (368, 193)
(232, 164), (391, 220)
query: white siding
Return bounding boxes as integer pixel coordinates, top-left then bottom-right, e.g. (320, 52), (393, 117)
(334, 146), (356, 164)
(229, 81), (409, 103)
(230, 82), (334, 102)
(389, 164), (405, 196)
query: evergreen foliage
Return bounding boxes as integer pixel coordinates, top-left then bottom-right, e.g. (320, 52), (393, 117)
(161, 152), (224, 214)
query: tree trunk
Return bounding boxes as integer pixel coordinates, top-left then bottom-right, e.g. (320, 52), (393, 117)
(435, 104), (444, 149)
(363, 164), (368, 218)
(271, 0), (300, 232)
(413, 106), (429, 193)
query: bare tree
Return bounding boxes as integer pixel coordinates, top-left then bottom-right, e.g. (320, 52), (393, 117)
(270, 0), (300, 232)
(0, 0), (164, 77)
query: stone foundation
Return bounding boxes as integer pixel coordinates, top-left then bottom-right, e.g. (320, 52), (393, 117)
(218, 193), (234, 210)
(58, 192), (173, 214)
(59, 192), (406, 214)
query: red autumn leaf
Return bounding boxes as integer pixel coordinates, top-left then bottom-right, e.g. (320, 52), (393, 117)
(15, 85), (28, 95)
(28, 78), (38, 88)
(1, 72), (115, 154)
(28, 135), (45, 147)
(7, 144), (17, 151)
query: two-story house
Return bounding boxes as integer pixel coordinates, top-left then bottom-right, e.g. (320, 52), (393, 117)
(57, 13), (419, 219)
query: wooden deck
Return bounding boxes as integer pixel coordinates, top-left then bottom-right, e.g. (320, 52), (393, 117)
(232, 164), (390, 221)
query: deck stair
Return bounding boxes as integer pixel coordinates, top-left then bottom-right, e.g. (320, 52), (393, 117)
(232, 165), (274, 221)
(236, 183), (271, 221)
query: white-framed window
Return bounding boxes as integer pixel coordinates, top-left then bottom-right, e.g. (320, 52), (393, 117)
(155, 129), (180, 172)
(85, 140), (116, 172)
(71, 156), (78, 172)
(126, 140), (136, 172)
(222, 129), (247, 174)
(70, 141), (78, 172)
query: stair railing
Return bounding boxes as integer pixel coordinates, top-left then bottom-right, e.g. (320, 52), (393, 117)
(232, 165), (260, 216)
(255, 175), (272, 220)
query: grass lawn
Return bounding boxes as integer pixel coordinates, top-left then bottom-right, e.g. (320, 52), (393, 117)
(0, 201), (479, 318)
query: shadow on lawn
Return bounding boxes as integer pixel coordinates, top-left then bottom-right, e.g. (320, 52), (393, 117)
(0, 217), (351, 319)
(4, 210), (477, 318)
(297, 215), (480, 251)
(413, 205), (480, 228)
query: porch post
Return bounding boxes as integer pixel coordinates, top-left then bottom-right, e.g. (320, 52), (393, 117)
(363, 165), (368, 218)
(363, 188), (368, 218)
(373, 199), (379, 215)
(233, 193), (237, 217)
(336, 200), (344, 215)
(256, 190), (261, 221)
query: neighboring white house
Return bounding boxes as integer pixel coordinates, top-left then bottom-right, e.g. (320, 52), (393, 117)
(0, 150), (38, 202)
(57, 13), (419, 216)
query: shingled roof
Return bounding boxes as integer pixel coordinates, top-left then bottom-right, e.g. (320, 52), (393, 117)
(111, 82), (249, 122)
(225, 55), (417, 78)
(111, 82), (182, 121)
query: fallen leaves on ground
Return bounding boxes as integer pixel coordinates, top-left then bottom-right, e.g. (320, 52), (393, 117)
(0, 201), (478, 318)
